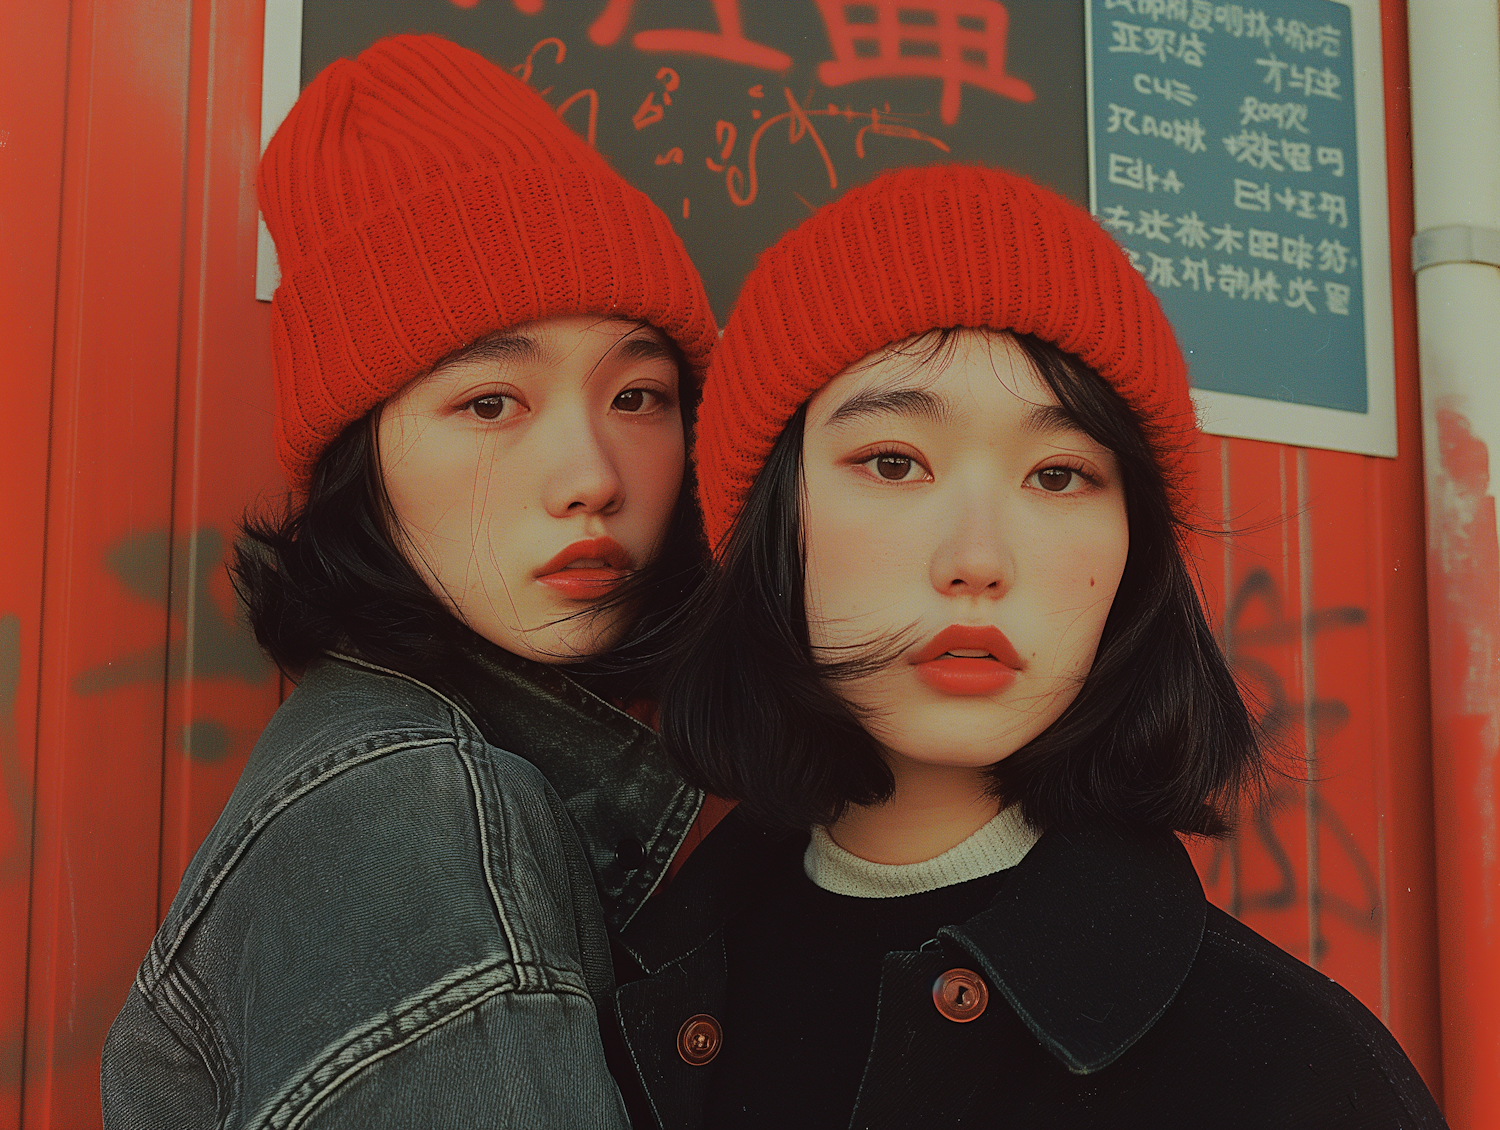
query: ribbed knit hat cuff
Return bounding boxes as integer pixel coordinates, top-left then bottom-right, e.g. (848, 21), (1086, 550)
(271, 164), (717, 488)
(695, 166), (1198, 552)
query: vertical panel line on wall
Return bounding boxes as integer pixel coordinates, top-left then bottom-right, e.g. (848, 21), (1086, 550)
(1298, 447), (1320, 968)
(1220, 439), (1238, 914)
(152, 0), (200, 947)
(18, 3), (76, 1118)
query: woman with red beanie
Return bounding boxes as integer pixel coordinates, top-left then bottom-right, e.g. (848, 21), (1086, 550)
(609, 166), (1446, 1128)
(102, 35), (721, 1129)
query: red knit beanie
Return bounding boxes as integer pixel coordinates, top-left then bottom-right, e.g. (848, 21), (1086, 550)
(696, 164), (1197, 551)
(259, 34), (718, 488)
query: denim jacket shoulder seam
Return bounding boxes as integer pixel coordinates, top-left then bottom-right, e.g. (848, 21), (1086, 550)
(247, 955), (593, 1130)
(141, 734), (458, 994)
(132, 970), (237, 1121)
(454, 743), (528, 980)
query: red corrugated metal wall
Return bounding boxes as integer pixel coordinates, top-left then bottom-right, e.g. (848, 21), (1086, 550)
(0, 1), (1442, 1126)
(1, 0), (283, 1123)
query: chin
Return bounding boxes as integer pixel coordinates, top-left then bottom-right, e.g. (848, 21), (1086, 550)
(868, 698), (1060, 769)
(466, 606), (625, 664)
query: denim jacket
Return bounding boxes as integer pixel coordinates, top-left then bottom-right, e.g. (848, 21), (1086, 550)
(102, 647), (702, 1129)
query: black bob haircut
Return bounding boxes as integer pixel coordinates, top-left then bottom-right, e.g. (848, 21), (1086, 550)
(658, 330), (1266, 838)
(232, 342), (708, 703)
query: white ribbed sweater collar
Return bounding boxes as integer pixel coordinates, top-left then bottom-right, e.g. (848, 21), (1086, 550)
(804, 804), (1041, 898)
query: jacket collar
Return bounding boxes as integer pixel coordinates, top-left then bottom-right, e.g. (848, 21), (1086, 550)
(616, 808), (804, 975)
(941, 822), (1205, 1074)
(332, 640), (703, 933)
(617, 812), (1204, 1074)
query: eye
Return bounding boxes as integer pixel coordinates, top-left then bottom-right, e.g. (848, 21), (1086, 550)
(467, 394), (515, 421)
(1031, 466), (1086, 493)
(858, 451), (929, 483)
(612, 388), (654, 413)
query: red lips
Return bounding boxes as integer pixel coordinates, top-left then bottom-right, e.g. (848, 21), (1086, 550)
(910, 625), (1022, 697)
(535, 537), (633, 600)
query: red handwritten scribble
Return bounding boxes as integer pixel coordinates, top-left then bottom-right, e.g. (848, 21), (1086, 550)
(557, 88), (599, 146)
(512, 0), (543, 12)
(725, 88), (836, 207)
(588, 0), (792, 71)
(631, 68), (681, 130)
(634, 92), (666, 130)
(705, 121), (738, 171)
(853, 109), (951, 159)
(655, 148), (685, 165)
(814, 0), (1034, 126)
(720, 92), (948, 208)
(512, 37), (565, 84)
(633, 68), (675, 129)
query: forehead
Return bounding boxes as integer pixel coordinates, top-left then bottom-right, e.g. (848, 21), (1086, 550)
(806, 330), (1066, 433)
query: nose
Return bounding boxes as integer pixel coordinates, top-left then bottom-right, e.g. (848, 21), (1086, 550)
(540, 417), (624, 518)
(928, 491), (1014, 598)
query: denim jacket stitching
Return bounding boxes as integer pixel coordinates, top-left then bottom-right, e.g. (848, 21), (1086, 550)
(142, 966), (238, 1122)
(337, 651), (704, 935)
(456, 742), (529, 976)
(249, 955), (593, 1130)
(139, 734), (456, 995)
(325, 658), (553, 983)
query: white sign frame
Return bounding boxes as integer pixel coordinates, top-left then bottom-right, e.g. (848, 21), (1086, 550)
(256, 0), (303, 302)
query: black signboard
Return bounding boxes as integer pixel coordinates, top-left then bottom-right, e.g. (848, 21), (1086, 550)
(294, 0), (1089, 321)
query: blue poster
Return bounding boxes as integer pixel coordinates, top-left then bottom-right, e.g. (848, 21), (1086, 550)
(1090, 0), (1365, 414)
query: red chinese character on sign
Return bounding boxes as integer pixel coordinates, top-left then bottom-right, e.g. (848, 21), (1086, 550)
(589, 0), (792, 71)
(814, 0), (1034, 125)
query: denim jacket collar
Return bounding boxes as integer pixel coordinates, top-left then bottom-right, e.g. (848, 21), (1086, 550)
(333, 641), (703, 933)
(616, 812), (1204, 1073)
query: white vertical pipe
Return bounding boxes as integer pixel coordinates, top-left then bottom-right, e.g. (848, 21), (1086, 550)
(1409, 2), (1500, 1125)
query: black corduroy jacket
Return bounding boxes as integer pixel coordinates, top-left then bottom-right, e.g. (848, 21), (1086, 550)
(611, 810), (1447, 1130)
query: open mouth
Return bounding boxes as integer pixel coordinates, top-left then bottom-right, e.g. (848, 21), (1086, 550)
(910, 627), (1021, 696)
(536, 538), (632, 599)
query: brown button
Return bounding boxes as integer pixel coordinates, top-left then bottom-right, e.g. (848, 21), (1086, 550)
(932, 968), (989, 1023)
(677, 1013), (722, 1065)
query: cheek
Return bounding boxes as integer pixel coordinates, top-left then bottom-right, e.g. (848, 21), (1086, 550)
(803, 478), (918, 639)
(1040, 509), (1130, 663)
(381, 425), (525, 586)
(609, 424), (686, 552)
(629, 428), (686, 510)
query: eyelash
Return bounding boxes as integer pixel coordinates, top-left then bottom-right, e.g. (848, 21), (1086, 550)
(855, 449), (1103, 493)
(464, 393), (517, 421)
(460, 384), (672, 421)
(1027, 460), (1101, 494)
(856, 448), (931, 483)
(612, 386), (673, 414)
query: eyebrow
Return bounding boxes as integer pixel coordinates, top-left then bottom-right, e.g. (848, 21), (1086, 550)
(612, 334), (677, 365)
(1021, 401), (1088, 437)
(435, 332), (544, 371)
(824, 385), (952, 428)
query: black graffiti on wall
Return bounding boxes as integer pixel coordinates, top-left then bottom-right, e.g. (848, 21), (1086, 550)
(73, 527), (271, 763)
(1204, 564), (1380, 964)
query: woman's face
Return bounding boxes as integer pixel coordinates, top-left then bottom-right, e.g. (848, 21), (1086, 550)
(801, 331), (1129, 774)
(377, 315), (685, 662)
